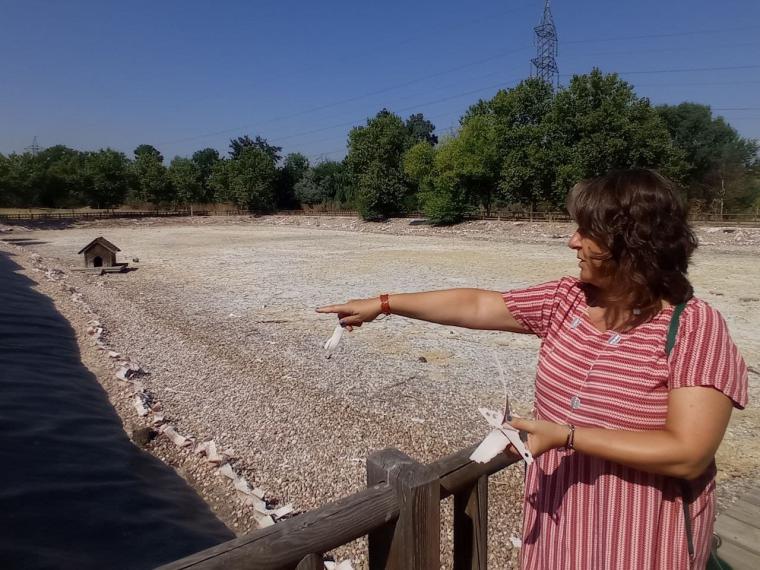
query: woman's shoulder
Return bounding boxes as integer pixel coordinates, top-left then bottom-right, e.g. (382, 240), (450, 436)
(556, 275), (583, 294)
(679, 297), (728, 332)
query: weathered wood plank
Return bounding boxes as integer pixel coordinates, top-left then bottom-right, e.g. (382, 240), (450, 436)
(718, 500), (760, 529)
(716, 514), (760, 556)
(155, 483), (398, 570)
(453, 475), (488, 570)
(366, 448), (440, 569)
(740, 489), (760, 509)
(714, 538), (760, 569)
(433, 444), (519, 499)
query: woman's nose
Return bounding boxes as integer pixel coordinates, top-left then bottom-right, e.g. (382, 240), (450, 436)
(568, 231), (582, 249)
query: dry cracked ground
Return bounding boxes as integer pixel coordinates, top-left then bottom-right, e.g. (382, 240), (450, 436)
(1, 215), (758, 569)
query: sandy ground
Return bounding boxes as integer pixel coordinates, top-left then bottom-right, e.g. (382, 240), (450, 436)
(1, 215), (758, 569)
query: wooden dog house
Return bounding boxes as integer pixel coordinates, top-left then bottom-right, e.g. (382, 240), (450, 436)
(78, 237), (121, 269)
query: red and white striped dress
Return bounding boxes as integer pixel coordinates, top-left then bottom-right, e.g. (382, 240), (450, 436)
(502, 277), (748, 570)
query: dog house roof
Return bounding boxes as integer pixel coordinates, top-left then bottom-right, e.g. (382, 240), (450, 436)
(78, 237), (121, 255)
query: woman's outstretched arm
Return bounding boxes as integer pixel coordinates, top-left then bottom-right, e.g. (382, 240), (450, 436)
(317, 289), (529, 332)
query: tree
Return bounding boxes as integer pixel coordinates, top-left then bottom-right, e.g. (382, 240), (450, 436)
(355, 161), (408, 221)
(345, 109), (412, 219)
(294, 160), (349, 206)
(132, 150), (172, 205)
(294, 169), (322, 205)
(191, 147), (221, 202)
(403, 141), (436, 192)
(34, 145), (87, 207)
(210, 147), (278, 211)
(312, 160), (348, 204)
(0, 152), (45, 207)
(82, 149), (130, 209)
(547, 69), (684, 203)
(657, 102), (759, 209)
(484, 79), (557, 209)
(229, 135), (282, 162)
(406, 113), (438, 145)
(0, 153), (13, 206)
(404, 138), (472, 225)
(446, 114), (501, 213)
(168, 157), (202, 213)
(133, 144), (163, 163)
(276, 152), (309, 208)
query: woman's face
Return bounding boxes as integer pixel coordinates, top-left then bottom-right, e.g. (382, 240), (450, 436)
(568, 229), (608, 287)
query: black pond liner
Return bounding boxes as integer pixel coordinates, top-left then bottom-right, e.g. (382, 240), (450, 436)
(0, 250), (234, 570)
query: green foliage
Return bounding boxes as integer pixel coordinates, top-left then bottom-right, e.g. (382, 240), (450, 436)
(293, 170), (322, 205)
(355, 161), (408, 220)
(547, 69), (684, 196)
(0, 146), (87, 208)
(313, 160), (348, 204)
(191, 148), (221, 202)
(168, 157), (202, 208)
(657, 102), (759, 209)
(405, 113), (438, 145)
(37, 146), (87, 207)
(402, 141), (435, 190)
(443, 115), (501, 212)
(132, 151), (172, 205)
(82, 149), (131, 209)
(276, 152), (309, 208)
(209, 147), (278, 211)
(345, 109), (414, 219)
(229, 135), (282, 162)
(419, 176), (471, 226)
(416, 139), (472, 224)
(295, 160), (350, 206)
(133, 144), (163, 162)
(0, 153), (40, 207)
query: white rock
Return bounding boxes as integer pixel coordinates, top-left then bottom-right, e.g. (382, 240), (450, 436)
(273, 504), (294, 519)
(219, 463), (236, 480)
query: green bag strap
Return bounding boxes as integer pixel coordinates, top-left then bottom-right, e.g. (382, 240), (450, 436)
(666, 302), (687, 356)
(666, 301), (697, 561)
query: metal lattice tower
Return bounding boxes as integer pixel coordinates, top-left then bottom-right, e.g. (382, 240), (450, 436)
(531, 0), (559, 88)
(25, 136), (41, 156)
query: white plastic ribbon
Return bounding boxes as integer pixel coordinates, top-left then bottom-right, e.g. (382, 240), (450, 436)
(323, 322), (344, 357)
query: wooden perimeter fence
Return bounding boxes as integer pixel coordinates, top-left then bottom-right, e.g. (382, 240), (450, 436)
(2, 208), (759, 225)
(156, 444), (519, 570)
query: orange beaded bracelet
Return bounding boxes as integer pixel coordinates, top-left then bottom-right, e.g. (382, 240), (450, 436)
(379, 293), (392, 316)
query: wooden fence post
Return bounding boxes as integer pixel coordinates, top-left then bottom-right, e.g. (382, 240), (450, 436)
(453, 474), (488, 570)
(367, 449), (440, 570)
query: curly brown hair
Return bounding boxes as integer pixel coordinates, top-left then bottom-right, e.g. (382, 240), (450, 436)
(566, 169), (698, 330)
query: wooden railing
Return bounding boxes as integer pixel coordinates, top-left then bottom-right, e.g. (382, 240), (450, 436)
(155, 443), (519, 570)
(3, 208), (759, 225)
(0, 210), (211, 221)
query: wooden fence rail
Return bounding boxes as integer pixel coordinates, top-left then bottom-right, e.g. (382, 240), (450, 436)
(3, 208), (759, 225)
(155, 443), (519, 570)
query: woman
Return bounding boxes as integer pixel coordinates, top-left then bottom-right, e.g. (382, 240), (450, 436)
(317, 169), (748, 569)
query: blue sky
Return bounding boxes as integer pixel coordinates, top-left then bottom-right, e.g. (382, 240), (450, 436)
(2, 0), (759, 162)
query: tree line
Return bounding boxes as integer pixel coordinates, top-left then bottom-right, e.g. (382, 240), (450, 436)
(1, 69), (757, 224)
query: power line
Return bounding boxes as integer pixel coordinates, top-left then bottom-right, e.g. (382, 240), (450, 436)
(159, 24), (760, 152)
(562, 25), (760, 46)
(560, 64), (760, 77)
(157, 46), (530, 147)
